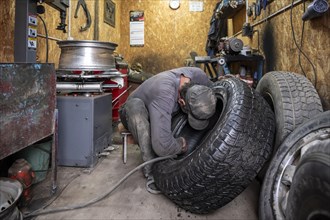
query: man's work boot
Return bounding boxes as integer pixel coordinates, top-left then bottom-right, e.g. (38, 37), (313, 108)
(146, 175), (162, 194)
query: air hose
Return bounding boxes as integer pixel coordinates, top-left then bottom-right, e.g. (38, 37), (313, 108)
(23, 155), (176, 218)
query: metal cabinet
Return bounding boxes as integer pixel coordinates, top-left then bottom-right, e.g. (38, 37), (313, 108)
(56, 93), (112, 167)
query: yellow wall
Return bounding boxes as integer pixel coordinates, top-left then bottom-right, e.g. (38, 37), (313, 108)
(1, 0), (216, 73)
(118, 0), (218, 74)
(37, 0), (122, 67)
(1, 1), (15, 63)
(1, 0), (329, 108)
(233, 0), (330, 110)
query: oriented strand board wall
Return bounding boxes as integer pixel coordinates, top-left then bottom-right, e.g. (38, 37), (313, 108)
(38, 0), (122, 68)
(0, 1), (15, 62)
(37, 4), (68, 67)
(1, 0), (121, 68)
(2, 0), (216, 73)
(235, 0), (330, 110)
(119, 0), (218, 74)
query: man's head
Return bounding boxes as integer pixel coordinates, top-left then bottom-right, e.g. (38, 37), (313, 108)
(179, 84), (217, 130)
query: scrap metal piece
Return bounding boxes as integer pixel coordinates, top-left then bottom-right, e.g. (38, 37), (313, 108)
(0, 63), (56, 160)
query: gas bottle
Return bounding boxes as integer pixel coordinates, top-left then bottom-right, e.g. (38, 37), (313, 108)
(8, 159), (35, 206)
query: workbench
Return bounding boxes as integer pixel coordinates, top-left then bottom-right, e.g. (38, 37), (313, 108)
(195, 54), (264, 83)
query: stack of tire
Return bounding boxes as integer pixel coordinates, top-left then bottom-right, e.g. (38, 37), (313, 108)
(256, 72), (329, 220)
(151, 71), (329, 218)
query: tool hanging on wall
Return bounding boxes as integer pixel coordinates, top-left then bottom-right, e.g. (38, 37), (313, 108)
(74, 0), (91, 32)
(262, 0), (267, 10)
(247, 2), (258, 20)
(45, 0), (70, 33)
(255, 0), (262, 17)
(302, 0), (329, 21)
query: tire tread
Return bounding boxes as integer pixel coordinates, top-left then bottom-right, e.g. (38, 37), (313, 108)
(153, 78), (275, 213)
(256, 71), (323, 147)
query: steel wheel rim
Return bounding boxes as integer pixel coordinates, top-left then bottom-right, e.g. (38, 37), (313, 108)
(272, 128), (330, 219)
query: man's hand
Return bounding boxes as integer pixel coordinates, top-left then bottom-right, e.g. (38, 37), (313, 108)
(179, 137), (187, 154)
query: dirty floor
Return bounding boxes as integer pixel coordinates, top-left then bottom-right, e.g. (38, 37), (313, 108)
(24, 129), (261, 220)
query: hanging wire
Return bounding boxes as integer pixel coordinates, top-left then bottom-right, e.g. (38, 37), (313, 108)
(290, 0), (317, 86)
(37, 15), (49, 63)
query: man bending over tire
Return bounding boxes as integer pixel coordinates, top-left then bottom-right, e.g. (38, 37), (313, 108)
(119, 67), (217, 194)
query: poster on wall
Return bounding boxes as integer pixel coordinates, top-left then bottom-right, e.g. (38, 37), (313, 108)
(104, 0), (116, 27)
(189, 1), (204, 12)
(129, 11), (144, 46)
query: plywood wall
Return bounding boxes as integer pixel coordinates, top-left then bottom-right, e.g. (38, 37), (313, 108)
(37, 0), (122, 68)
(119, 0), (219, 74)
(1, 0), (216, 73)
(1, 0), (122, 68)
(2, 0), (328, 109)
(0, 1), (15, 62)
(235, 0), (330, 110)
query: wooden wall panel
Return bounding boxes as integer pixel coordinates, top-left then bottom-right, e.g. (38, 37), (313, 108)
(119, 0), (218, 74)
(235, 0), (330, 110)
(99, 0), (122, 51)
(1, 0), (216, 73)
(37, 4), (68, 67)
(0, 0), (15, 62)
(1, 0), (121, 68)
(37, 0), (122, 68)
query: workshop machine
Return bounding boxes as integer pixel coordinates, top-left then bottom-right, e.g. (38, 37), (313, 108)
(56, 40), (126, 167)
(12, 0), (127, 168)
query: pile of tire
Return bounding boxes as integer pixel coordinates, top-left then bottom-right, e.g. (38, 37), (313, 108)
(256, 72), (329, 220)
(152, 77), (276, 214)
(152, 71), (328, 216)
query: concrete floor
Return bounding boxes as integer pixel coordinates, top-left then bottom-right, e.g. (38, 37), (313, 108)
(26, 130), (261, 220)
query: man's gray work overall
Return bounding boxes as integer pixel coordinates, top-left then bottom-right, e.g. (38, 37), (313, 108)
(119, 98), (156, 177)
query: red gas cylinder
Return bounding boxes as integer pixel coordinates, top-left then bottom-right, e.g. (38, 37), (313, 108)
(8, 159), (35, 206)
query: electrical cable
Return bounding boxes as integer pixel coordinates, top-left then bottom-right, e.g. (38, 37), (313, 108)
(290, 0), (317, 86)
(37, 15), (49, 63)
(23, 155), (176, 218)
(298, 1), (306, 77)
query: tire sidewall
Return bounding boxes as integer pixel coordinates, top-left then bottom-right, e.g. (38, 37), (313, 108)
(260, 111), (330, 220)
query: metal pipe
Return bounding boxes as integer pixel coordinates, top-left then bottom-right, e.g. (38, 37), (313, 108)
(51, 109), (58, 194)
(102, 84), (121, 89)
(111, 85), (132, 104)
(94, 0), (99, 40)
(56, 82), (119, 92)
(252, 0), (303, 27)
(56, 73), (122, 79)
(232, 0), (304, 37)
(246, 0), (249, 23)
(38, 34), (62, 41)
(67, 0), (73, 40)
(56, 82), (103, 92)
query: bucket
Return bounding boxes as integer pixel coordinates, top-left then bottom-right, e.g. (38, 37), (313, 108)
(17, 138), (52, 184)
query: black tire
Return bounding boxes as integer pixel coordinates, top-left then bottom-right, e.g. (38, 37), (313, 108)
(256, 71), (323, 180)
(259, 111), (330, 220)
(153, 78), (275, 214)
(286, 143), (330, 220)
(256, 71), (323, 149)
